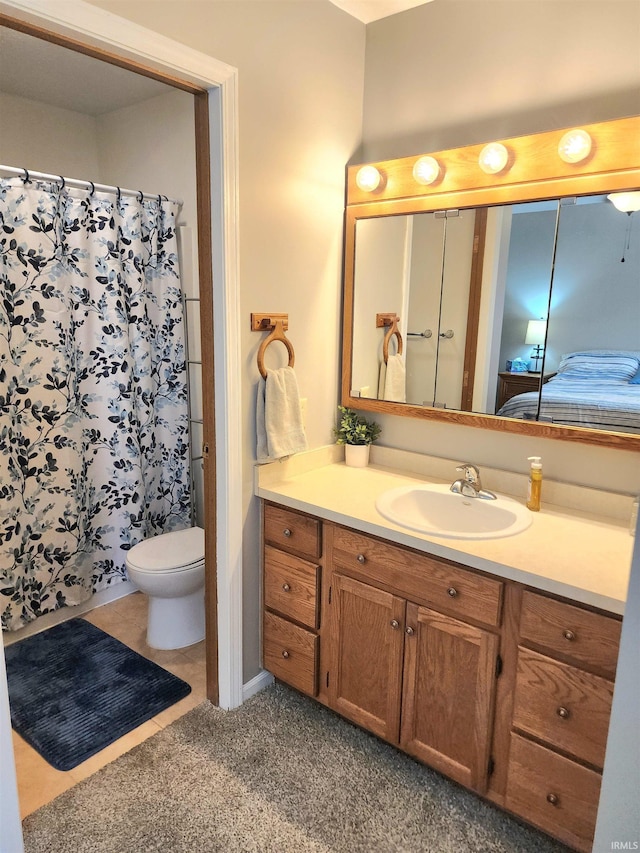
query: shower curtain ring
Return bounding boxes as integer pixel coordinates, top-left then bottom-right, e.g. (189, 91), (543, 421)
(116, 187), (122, 202)
(22, 168), (30, 184)
(137, 190), (144, 203)
(59, 175), (66, 190)
(88, 181), (95, 195)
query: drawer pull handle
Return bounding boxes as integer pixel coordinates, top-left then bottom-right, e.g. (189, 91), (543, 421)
(563, 629), (576, 642)
(546, 793), (559, 807)
(390, 619), (400, 629)
(405, 626), (415, 636)
(557, 706), (570, 720)
(357, 553), (366, 564)
(282, 650), (290, 659)
(283, 528), (292, 538)
(282, 583), (291, 592)
(447, 587), (458, 598)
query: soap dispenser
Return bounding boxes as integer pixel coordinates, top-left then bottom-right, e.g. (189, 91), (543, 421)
(527, 456), (542, 512)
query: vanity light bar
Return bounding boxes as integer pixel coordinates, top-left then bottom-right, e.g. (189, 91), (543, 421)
(358, 127), (593, 191)
(348, 117), (639, 202)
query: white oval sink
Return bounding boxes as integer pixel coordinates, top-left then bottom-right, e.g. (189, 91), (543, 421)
(375, 483), (532, 540)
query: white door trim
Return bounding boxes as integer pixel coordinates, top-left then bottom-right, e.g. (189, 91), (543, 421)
(0, 0), (244, 710)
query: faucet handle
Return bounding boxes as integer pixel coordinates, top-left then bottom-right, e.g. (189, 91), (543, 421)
(456, 463), (480, 484)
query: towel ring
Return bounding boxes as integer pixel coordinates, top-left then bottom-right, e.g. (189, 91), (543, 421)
(257, 319), (295, 379)
(383, 316), (403, 364)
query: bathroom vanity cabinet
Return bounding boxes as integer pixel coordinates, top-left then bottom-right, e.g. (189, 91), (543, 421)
(261, 500), (622, 853)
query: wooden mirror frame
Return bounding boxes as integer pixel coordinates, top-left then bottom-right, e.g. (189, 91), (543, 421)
(341, 116), (640, 451)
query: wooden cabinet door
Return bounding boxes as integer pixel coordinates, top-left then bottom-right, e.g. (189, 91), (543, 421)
(329, 574), (405, 743)
(400, 603), (499, 792)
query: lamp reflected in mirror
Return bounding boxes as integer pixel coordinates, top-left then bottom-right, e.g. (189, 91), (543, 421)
(606, 191), (640, 213)
(525, 319), (546, 373)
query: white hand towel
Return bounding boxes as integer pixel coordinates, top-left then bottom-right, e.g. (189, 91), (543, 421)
(382, 354), (406, 403)
(256, 366), (308, 463)
(377, 361), (387, 399)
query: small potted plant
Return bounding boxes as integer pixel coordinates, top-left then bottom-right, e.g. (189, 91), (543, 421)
(333, 405), (381, 468)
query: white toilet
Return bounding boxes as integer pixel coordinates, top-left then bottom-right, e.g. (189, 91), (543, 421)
(125, 526), (205, 650)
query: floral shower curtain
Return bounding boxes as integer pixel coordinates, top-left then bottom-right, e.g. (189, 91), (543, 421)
(0, 177), (191, 631)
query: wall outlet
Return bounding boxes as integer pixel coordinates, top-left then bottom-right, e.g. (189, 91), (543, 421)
(300, 397), (307, 430)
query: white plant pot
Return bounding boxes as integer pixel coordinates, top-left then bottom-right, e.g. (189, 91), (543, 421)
(344, 444), (370, 468)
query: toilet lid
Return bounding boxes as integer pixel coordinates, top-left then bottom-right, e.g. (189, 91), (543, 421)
(126, 526), (205, 572)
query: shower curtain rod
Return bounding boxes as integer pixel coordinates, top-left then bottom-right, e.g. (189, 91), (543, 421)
(0, 164), (182, 206)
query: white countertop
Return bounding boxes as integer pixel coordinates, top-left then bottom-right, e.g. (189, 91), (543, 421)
(255, 447), (634, 615)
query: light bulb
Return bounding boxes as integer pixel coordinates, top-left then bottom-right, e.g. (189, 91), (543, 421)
(557, 129), (592, 164)
(412, 156), (441, 186)
(355, 165), (382, 192)
(478, 142), (509, 175)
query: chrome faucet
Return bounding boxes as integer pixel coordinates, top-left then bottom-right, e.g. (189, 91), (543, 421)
(450, 463), (497, 500)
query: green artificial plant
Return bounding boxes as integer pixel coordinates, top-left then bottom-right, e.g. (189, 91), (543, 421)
(333, 406), (382, 446)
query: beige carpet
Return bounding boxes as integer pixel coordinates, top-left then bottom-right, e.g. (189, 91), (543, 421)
(23, 683), (570, 852)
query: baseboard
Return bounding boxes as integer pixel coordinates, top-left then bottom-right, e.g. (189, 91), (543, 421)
(3, 580), (136, 647)
(242, 669), (274, 702)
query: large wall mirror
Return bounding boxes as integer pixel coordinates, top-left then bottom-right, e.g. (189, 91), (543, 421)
(342, 117), (640, 451)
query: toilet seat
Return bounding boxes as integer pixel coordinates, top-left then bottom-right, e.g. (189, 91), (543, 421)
(126, 526), (204, 573)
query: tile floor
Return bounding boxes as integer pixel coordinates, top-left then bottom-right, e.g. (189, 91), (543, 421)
(10, 592), (207, 818)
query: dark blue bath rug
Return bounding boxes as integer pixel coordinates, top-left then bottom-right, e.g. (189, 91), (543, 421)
(4, 617), (191, 771)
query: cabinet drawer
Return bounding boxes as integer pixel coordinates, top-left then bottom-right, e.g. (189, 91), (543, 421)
(263, 611), (318, 696)
(333, 525), (503, 627)
(264, 545), (320, 630)
(505, 733), (601, 853)
(520, 591), (621, 678)
(513, 647), (614, 769)
(264, 504), (321, 559)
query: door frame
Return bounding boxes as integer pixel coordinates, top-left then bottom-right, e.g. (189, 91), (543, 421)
(0, 0), (245, 711)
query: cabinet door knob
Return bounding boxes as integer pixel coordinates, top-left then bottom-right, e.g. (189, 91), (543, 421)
(390, 619), (399, 629)
(283, 528), (292, 538)
(546, 793), (559, 806)
(447, 587), (458, 598)
(562, 629), (576, 642)
(282, 650), (290, 659)
(557, 706), (570, 720)
(357, 553), (366, 564)
(282, 583), (291, 592)
(405, 626), (415, 636)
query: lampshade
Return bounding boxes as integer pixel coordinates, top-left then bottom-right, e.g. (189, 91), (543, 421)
(607, 191), (640, 213)
(525, 319), (546, 346)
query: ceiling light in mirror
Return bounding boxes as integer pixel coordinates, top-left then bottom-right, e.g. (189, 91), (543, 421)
(557, 128), (592, 163)
(356, 165), (382, 192)
(413, 156), (441, 185)
(478, 142), (509, 175)
(607, 191), (640, 212)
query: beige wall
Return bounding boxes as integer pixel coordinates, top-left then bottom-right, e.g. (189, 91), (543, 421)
(360, 0), (640, 496)
(0, 92), (101, 175)
(361, 0), (640, 161)
(87, 0), (366, 679)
